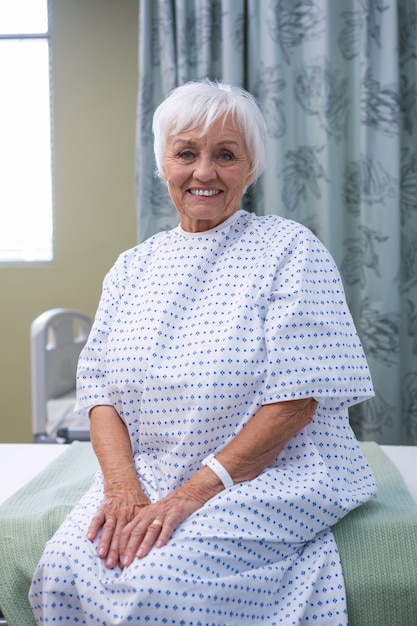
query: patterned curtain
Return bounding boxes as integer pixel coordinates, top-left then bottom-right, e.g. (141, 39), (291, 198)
(136, 0), (417, 445)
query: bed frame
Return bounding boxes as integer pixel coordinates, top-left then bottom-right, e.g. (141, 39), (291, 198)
(31, 308), (92, 443)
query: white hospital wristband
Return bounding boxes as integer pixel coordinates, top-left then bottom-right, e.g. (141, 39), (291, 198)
(202, 453), (234, 489)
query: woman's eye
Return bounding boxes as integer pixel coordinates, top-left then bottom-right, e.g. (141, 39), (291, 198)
(218, 151), (233, 161)
(178, 150), (195, 160)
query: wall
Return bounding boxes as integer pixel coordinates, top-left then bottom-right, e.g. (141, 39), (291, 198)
(0, 0), (138, 442)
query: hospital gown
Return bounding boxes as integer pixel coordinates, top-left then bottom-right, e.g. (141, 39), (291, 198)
(29, 210), (376, 625)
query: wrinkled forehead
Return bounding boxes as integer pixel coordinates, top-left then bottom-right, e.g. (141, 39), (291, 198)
(167, 111), (243, 140)
(164, 117), (249, 160)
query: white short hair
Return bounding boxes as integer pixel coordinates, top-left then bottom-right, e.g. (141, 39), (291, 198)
(152, 79), (266, 182)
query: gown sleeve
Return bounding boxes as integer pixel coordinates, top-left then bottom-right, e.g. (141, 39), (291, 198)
(262, 224), (374, 410)
(75, 250), (131, 415)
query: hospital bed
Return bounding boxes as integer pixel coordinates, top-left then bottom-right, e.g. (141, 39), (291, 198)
(30, 308), (92, 443)
(0, 442), (416, 626)
(0, 310), (415, 625)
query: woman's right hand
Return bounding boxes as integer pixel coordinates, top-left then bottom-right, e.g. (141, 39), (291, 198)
(87, 483), (151, 569)
(88, 405), (151, 569)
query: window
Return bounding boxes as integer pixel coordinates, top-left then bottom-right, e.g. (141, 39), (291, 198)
(0, 0), (53, 262)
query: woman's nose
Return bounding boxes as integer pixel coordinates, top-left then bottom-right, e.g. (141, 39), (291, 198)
(194, 155), (216, 181)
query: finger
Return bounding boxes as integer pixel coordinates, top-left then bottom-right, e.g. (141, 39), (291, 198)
(86, 508), (106, 542)
(96, 515), (117, 561)
(119, 518), (150, 567)
(135, 519), (164, 560)
(155, 520), (175, 549)
(118, 519), (136, 563)
(104, 522), (124, 569)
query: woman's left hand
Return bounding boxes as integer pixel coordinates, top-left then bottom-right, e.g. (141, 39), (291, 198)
(118, 491), (199, 567)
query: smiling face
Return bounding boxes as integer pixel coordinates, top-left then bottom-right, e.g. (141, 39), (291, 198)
(161, 115), (255, 232)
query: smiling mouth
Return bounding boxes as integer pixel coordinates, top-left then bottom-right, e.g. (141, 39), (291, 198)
(188, 189), (222, 197)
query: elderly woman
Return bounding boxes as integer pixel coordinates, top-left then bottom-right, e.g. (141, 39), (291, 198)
(30, 80), (376, 625)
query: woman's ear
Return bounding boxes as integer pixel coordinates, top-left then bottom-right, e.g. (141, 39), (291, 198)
(245, 167), (257, 189)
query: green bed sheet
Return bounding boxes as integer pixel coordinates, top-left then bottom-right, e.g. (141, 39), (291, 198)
(0, 441), (416, 626)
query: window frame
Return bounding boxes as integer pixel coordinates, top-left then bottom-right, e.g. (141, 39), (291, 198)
(0, 0), (54, 265)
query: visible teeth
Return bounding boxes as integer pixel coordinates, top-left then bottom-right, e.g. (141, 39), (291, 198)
(190, 189), (220, 196)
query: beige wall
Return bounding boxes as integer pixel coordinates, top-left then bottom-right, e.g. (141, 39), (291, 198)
(0, 0), (139, 442)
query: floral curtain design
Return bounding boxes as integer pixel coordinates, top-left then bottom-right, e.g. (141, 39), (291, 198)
(136, 0), (417, 445)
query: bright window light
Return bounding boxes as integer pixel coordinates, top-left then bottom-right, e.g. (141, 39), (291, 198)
(0, 0), (53, 263)
(0, 0), (48, 35)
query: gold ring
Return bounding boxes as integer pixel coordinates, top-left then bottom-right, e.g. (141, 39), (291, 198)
(151, 519), (163, 528)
